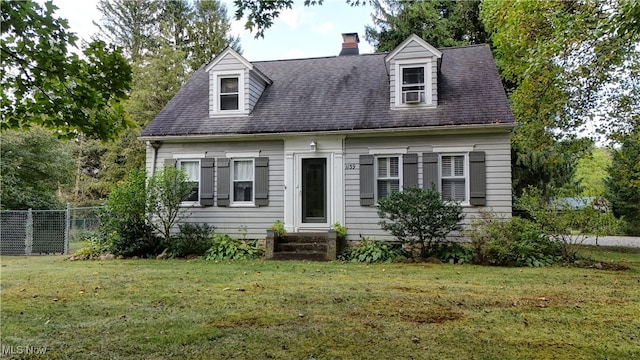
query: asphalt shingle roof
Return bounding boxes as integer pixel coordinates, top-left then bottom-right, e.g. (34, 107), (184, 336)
(141, 44), (514, 137)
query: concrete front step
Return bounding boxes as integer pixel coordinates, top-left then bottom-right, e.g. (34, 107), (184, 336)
(271, 251), (328, 261)
(275, 242), (328, 252)
(265, 230), (338, 261)
(280, 233), (330, 244)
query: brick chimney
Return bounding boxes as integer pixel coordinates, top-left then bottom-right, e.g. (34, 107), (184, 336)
(339, 32), (360, 56)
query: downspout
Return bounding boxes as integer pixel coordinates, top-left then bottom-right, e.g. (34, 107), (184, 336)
(148, 141), (161, 177)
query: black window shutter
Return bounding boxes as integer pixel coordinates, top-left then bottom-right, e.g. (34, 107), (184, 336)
(200, 158), (215, 206)
(359, 155), (375, 206)
(403, 153), (418, 188)
(254, 157), (269, 206)
(422, 152), (439, 190)
(216, 158), (230, 207)
(469, 151), (486, 206)
(164, 158), (176, 167)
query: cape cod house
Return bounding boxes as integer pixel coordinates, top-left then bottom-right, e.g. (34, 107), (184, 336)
(140, 33), (514, 252)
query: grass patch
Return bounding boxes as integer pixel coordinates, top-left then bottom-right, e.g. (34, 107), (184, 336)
(1, 246), (639, 359)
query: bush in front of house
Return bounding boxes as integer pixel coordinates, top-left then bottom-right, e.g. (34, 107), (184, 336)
(146, 166), (195, 244)
(204, 234), (263, 260)
(430, 242), (474, 264)
(341, 237), (405, 263)
(71, 233), (110, 260)
(517, 187), (625, 260)
(377, 186), (465, 258)
(466, 212), (563, 267)
(101, 169), (161, 257)
(166, 223), (216, 258)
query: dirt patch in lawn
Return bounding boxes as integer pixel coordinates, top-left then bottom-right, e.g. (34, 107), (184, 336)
(571, 260), (630, 271)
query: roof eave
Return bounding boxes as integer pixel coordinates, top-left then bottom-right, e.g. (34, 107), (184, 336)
(139, 122), (515, 142)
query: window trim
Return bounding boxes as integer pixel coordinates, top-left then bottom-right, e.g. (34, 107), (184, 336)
(212, 70), (246, 115)
(374, 155), (403, 201)
(177, 158), (201, 206)
(394, 59), (433, 108)
(230, 158), (255, 206)
(438, 153), (470, 205)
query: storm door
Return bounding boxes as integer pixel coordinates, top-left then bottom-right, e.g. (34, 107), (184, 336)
(301, 158), (327, 223)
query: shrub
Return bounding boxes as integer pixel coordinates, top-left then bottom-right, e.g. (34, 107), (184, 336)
(204, 234), (263, 260)
(517, 187), (625, 260)
(341, 238), (405, 263)
(605, 131), (640, 235)
(332, 222), (347, 239)
(466, 213), (562, 267)
(71, 236), (109, 260)
(431, 242), (473, 264)
(166, 223), (215, 258)
(101, 169), (160, 257)
(146, 166), (195, 243)
(377, 186), (464, 258)
(269, 220), (287, 238)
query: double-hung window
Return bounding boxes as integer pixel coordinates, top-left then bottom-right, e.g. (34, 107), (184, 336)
(177, 159), (200, 202)
(232, 159), (254, 203)
(440, 155), (466, 202)
(376, 156), (401, 200)
(401, 66), (425, 104)
(219, 77), (239, 111)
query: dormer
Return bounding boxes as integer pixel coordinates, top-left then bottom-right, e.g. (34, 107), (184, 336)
(384, 34), (442, 109)
(205, 48), (272, 117)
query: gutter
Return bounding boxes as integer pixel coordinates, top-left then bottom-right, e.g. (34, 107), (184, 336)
(138, 122), (515, 142)
(147, 141), (161, 176)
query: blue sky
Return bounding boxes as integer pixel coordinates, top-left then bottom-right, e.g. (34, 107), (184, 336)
(52, 0), (376, 61)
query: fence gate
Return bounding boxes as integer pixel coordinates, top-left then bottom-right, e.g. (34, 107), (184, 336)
(0, 208), (69, 255)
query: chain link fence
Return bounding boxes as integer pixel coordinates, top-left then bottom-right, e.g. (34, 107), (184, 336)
(0, 206), (103, 255)
(69, 206), (103, 242)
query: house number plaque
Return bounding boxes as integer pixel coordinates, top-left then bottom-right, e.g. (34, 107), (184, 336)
(345, 163), (358, 170)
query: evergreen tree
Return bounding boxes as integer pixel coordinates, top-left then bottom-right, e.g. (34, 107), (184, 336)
(365, 0), (487, 51)
(605, 131), (640, 235)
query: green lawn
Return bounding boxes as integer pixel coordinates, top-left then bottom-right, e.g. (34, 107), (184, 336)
(1, 246), (639, 359)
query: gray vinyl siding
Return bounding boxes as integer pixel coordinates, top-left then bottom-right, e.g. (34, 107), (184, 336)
(344, 132), (511, 241)
(248, 70), (267, 111)
(150, 140), (284, 239)
(389, 39), (439, 107)
(211, 52), (244, 71)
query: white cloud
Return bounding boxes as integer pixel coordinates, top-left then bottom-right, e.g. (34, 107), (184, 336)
(282, 48), (306, 59)
(230, 18), (246, 37)
(50, 0), (100, 43)
(313, 22), (336, 35)
(280, 8), (300, 29)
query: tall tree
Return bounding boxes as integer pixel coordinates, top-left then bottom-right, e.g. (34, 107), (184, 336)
(480, 0), (639, 199)
(126, 45), (190, 126)
(158, 0), (193, 51)
(95, 0), (240, 68)
(365, 0), (487, 51)
(93, 0), (160, 61)
(481, 0), (640, 143)
(80, 0), (240, 206)
(605, 130), (640, 235)
(575, 146), (612, 197)
(1, 128), (74, 210)
(189, 0), (241, 70)
(1, 0), (132, 140)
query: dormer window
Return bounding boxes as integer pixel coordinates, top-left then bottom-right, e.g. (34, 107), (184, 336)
(220, 77), (239, 110)
(401, 66), (425, 104)
(394, 60), (433, 108)
(211, 70), (246, 115)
